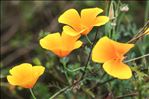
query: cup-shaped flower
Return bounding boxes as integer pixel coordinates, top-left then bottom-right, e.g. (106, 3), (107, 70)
(58, 7), (109, 36)
(92, 36), (134, 79)
(7, 63), (45, 88)
(40, 32), (83, 57)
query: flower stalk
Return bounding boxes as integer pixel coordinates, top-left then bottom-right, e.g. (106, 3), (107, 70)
(29, 88), (36, 99)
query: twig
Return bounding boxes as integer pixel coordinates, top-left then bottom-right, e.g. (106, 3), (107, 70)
(89, 78), (116, 90)
(80, 28), (99, 81)
(116, 92), (138, 99)
(99, 78), (116, 86)
(49, 86), (71, 99)
(49, 76), (116, 99)
(128, 20), (149, 43)
(124, 53), (149, 63)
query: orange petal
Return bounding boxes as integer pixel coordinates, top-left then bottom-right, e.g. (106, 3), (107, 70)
(111, 40), (134, 55)
(103, 60), (132, 79)
(39, 33), (61, 51)
(92, 36), (117, 63)
(58, 9), (81, 30)
(61, 32), (78, 50)
(61, 31), (81, 48)
(32, 66), (45, 77)
(62, 26), (81, 36)
(57, 50), (71, 58)
(9, 63), (32, 77)
(94, 16), (109, 26)
(7, 75), (18, 85)
(80, 25), (93, 35)
(73, 40), (83, 49)
(81, 7), (103, 26)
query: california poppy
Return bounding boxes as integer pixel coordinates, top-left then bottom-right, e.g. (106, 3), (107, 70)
(40, 32), (82, 57)
(58, 7), (109, 36)
(92, 36), (134, 79)
(7, 63), (45, 88)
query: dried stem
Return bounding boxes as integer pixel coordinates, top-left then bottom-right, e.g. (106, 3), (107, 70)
(116, 92), (138, 99)
(124, 53), (149, 63)
(49, 86), (71, 99)
(128, 20), (149, 43)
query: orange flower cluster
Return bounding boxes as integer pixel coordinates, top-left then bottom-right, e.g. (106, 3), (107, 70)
(7, 7), (135, 90)
(7, 7), (110, 89)
(40, 7), (109, 57)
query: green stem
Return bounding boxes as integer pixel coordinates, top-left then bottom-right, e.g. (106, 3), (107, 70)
(29, 88), (36, 99)
(125, 53), (149, 63)
(145, 0), (149, 22)
(85, 35), (93, 45)
(64, 66), (85, 72)
(49, 86), (70, 99)
(116, 92), (138, 99)
(62, 61), (70, 85)
(80, 29), (99, 80)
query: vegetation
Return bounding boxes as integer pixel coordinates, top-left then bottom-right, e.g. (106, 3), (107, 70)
(1, 1), (149, 99)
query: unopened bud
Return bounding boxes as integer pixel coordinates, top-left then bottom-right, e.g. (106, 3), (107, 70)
(120, 5), (129, 12)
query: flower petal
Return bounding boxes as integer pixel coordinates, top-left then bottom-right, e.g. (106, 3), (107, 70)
(39, 33), (61, 51)
(7, 75), (18, 85)
(93, 16), (109, 26)
(103, 60), (132, 79)
(32, 66), (45, 77)
(9, 63), (32, 77)
(92, 36), (117, 63)
(81, 7), (103, 26)
(74, 40), (83, 49)
(63, 26), (81, 36)
(61, 32), (79, 50)
(111, 40), (134, 55)
(58, 9), (81, 30)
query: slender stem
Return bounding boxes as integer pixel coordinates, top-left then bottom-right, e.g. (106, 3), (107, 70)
(49, 75), (114, 99)
(65, 66), (85, 72)
(144, 0), (149, 22)
(128, 20), (149, 43)
(60, 58), (70, 84)
(85, 35), (93, 45)
(116, 92), (138, 99)
(80, 28), (99, 80)
(125, 53), (149, 63)
(99, 78), (116, 86)
(29, 88), (36, 99)
(49, 78), (86, 99)
(49, 86), (70, 99)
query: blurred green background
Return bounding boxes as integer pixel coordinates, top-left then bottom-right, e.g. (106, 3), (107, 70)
(1, 0), (149, 99)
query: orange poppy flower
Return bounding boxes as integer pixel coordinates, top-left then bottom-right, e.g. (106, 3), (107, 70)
(7, 63), (45, 88)
(58, 7), (109, 36)
(92, 36), (134, 79)
(39, 32), (83, 57)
